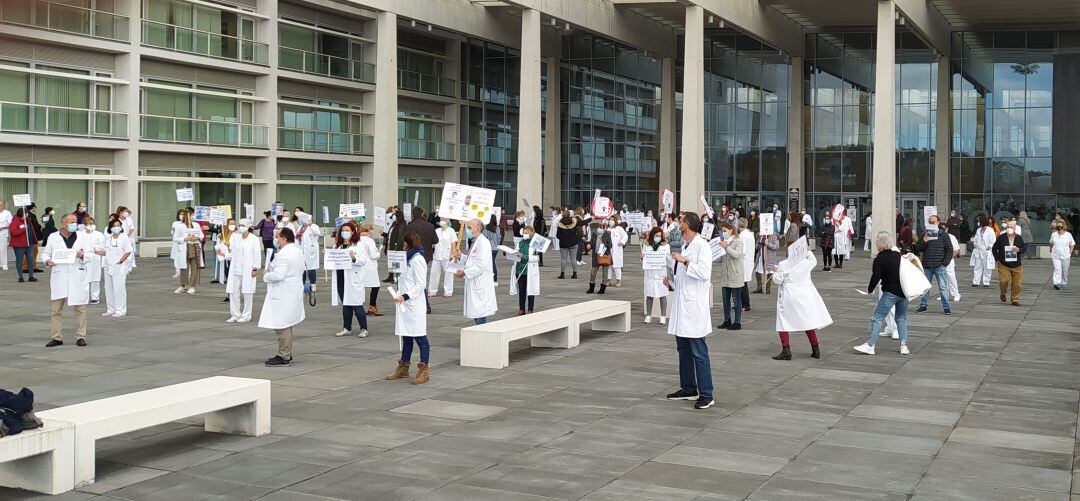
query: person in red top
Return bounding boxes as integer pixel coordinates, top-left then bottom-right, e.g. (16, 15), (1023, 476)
(9, 208), (38, 282)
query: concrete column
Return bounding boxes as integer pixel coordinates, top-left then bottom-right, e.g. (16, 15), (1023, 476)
(871, 0), (897, 256)
(542, 55), (561, 209)
(113, 0), (140, 221)
(516, 8), (543, 214)
(372, 11), (399, 210)
(254, 0), (278, 210)
(679, 5), (705, 211)
(659, 57), (677, 205)
(787, 55), (804, 212)
(934, 55), (950, 212)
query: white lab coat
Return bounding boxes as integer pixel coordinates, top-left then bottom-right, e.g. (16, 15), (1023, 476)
(833, 217), (852, 256)
(395, 252), (428, 337)
(42, 231), (93, 305)
(462, 235), (498, 319)
(121, 216), (137, 267)
(969, 226), (996, 271)
(358, 235), (381, 287)
(227, 233), (262, 294)
(667, 234), (712, 338)
(739, 229), (755, 282)
(434, 227), (457, 261)
(85, 230), (106, 283)
(104, 234), (132, 276)
(772, 252), (833, 332)
(171, 222), (204, 269)
(331, 243), (367, 307)
(609, 226), (628, 268)
(297, 224), (321, 270)
(258, 243), (306, 330)
(214, 235), (230, 286)
(643, 244), (670, 298)
(510, 246), (540, 296)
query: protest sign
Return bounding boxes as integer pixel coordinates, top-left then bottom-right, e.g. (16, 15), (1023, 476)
(323, 249), (353, 270)
(759, 213), (774, 236)
(373, 207), (386, 228)
(51, 248), (77, 264)
(244, 203), (254, 221)
(624, 212), (645, 230)
(661, 189), (674, 214)
(322, 206), (330, 224)
(270, 202), (285, 217)
(699, 195), (714, 219)
(529, 234), (550, 253)
(642, 249), (667, 270)
(387, 250), (407, 273)
(402, 203), (413, 222)
(176, 188), (194, 202)
(591, 197), (613, 218)
(700, 221), (715, 240)
(831, 204), (845, 220)
(709, 237), (727, 261)
(13, 193), (32, 206)
(339, 203), (364, 219)
(923, 205), (937, 229)
(437, 182), (497, 222)
(208, 207), (228, 226)
(787, 235), (809, 261)
(193, 206), (210, 221)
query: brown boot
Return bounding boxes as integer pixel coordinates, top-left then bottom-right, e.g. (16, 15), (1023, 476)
(411, 362), (430, 385)
(368, 305), (383, 317)
(516, 309), (525, 316)
(386, 360), (410, 380)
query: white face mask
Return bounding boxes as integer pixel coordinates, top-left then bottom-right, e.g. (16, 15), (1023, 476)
(228, 224), (236, 231)
(652, 236), (661, 244)
(517, 218), (525, 223)
(85, 225), (95, 232)
(1007, 227), (1015, 235)
(239, 226), (249, 233)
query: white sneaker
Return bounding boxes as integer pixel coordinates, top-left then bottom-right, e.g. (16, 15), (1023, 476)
(171, 273), (180, 278)
(900, 344), (910, 355)
(853, 343), (875, 355)
(226, 317), (238, 323)
(644, 316), (652, 324)
(427, 292), (436, 297)
(443, 292), (452, 298)
(889, 331), (900, 340)
(952, 295), (961, 302)
(237, 317), (251, 323)
(334, 329), (351, 337)
(659, 316), (667, 325)
(494, 282), (499, 286)
(357, 329), (368, 338)
(173, 286), (185, 294)
(186, 288), (196, 294)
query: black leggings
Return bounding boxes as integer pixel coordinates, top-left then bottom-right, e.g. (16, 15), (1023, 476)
(369, 287), (379, 307)
(822, 247), (833, 268)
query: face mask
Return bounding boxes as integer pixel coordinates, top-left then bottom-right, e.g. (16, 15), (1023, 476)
(177, 214), (184, 221)
(86, 225), (95, 232)
(66, 223), (77, 232)
(517, 218), (525, 223)
(647, 212), (652, 217)
(49, 210), (55, 216)
(111, 226), (122, 235)
(465, 229), (474, 240)
(340, 231), (353, 240)
(239, 226), (248, 233)
(607, 221), (615, 227)
(1007, 228), (1015, 235)
(523, 233), (533, 239)
(440, 221), (448, 227)
(77, 207), (85, 213)
(123, 212), (130, 218)
(273, 238), (282, 249)
(77, 224), (85, 231)
(228, 224), (236, 231)
(652, 236), (661, 244)
(597, 228), (605, 235)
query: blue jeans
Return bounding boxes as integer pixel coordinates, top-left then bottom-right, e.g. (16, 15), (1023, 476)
(868, 291), (909, 346)
(721, 286), (742, 324)
(13, 247), (32, 279)
(919, 266), (951, 310)
(401, 336), (430, 363)
(675, 336), (713, 398)
(342, 304), (367, 331)
(576, 243), (585, 261)
(304, 269), (317, 285)
(474, 317), (487, 325)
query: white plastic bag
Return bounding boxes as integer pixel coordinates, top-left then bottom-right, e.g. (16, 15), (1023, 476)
(899, 253), (931, 301)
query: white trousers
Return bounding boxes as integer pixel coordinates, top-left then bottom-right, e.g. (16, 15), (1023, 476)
(0, 231), (8, 269)
(863, 238), (871, 251)
(230, 291), (254, 320)
(428, 259), (454, 294)
(89, 280), (100, 302)
(104, 273), (127, 314)
(971, 253), (993, 285)
(607, 267), (623, 280)
(1053, 257), (1070, 286)
(946, 263), (960, 300)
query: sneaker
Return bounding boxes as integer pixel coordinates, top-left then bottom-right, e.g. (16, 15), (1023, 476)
(173, 286), (185, 294)
(334, 329), (351, 337)
(226, 317), (238, 323)
(694, 397), (715, 410)
(89, 299), (99, 305)
(1054, 284), (1061, 290)
(944, 308), (952, 315)
(982, 284), (990, 288)
(971, 284), (979, 288)
(114, 313), (126, 318)
(171, 273), (180, 278)
(728, 323), (742, 331)
(644, 316), (652, 324)
(952, 296), (961, 302)
(1011, 301), (1020, 306)
(916, 305), (927, 313)
(265, 355), (292, 366)
(28, 277), (38, 282)
(357, 329), (369, 338)
(742, 307), (751, 312)
(186, 288), (196, 294)
(853, 343), (875, 355)
(102, 312), (114, 317)
(443, 292), (452, 298)
(210, 279), (220, 284)
(889, 331), (900, 340)
(900, 344), (910, 355)
(718, 321), (731, 329)
(427, 292), (436, 297)
(493, 282), (499, 287)
(659, 316), (667, 325)
(666, 389), (699, 400)
(237, 318), (251, 323)
(76, 339), (87, 347)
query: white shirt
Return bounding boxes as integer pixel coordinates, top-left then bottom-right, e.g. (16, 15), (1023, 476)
(1051, 232), (1076, 259)
(0, 209), (11, 234)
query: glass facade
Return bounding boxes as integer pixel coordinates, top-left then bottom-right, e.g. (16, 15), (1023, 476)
(278, 99), (371, 155)
(142, 0), (267, 64)
(561, 34), (660, 209)
(0, 63), (124, 138)
(461, 38), (520, 209)
(141, 81), (266, 147)
(278, 23), (374, 83)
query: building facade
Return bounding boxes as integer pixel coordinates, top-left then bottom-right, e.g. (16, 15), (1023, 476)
(1, 0), (1078, 248)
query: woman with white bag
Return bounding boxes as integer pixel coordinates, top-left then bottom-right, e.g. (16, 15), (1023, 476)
(853, 231), (920, 356)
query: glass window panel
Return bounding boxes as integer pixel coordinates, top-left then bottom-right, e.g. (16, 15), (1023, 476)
(1026, 61), (1053, 107)
(1025, 157), (1052, 194)
(1025, 107), (1051, 156)
(991, 157), (1024, 193)
(735, 150), (759, 192)
(897, 151), (930, 193)
(813, 153), (841, 192)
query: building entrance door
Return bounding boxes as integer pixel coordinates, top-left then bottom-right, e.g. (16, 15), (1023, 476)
(899, 195), (931, 231)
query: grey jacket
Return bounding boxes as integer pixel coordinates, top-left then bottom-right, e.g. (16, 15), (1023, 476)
(716, 235), (745, 288)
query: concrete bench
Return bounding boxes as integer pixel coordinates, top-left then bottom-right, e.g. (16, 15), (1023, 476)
(37, 376), (270, 488)
(0, 422), (75, 495)
(460, 300), (631, 369)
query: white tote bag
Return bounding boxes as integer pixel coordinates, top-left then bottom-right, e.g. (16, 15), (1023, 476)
(899, 253), (931, 301)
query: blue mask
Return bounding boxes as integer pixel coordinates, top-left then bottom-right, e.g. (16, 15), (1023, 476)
(111, 227), (122, 234)
(273, 238), (281, 249)
(465, 229), (474, 240)
(66, 223), (78, 232)
(340, 232), (353, 241)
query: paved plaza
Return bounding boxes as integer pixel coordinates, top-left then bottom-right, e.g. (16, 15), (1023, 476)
(1, 249), (1078, 500)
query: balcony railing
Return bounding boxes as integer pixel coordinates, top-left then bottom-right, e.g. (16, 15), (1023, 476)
(462, 84), (519, 107)
(0, 0), (129, 41)
(278, 47), (375, 83)
(460, 144), (517, 164)
(278, 128), (373, 155)
(398, 138), (456, 161)
(0, 102), (127, 138)
(569, 103), (658, 130)
(142, 20), (268, 65)
(141, 114), (267, 148)
(398, 69), (456, 98)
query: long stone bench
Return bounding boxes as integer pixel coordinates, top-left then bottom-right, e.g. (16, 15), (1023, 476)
(0, 421), (75, 495)
(460, 300), (631, 369)
(36, 376), (271, 488)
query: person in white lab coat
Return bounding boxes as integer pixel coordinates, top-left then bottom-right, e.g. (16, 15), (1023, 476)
(664, 212), (715, 410)
(970, 215), (996, 287)
(102, 218), (132, 317)
(607, 216), (628, 287)
(863, 213), (873, 251)
(943, 223), (961, 302)
(429, 218), (457, 297)
(737, 218), (756, 312)
(226, 218), (261, 323)
(770, 234), (832, 360)
(1050, 221), (1075, 289)
(386, 232), (431, 385)
(82, 217), (106, 305)
(171, 209), (204, 294)
(331, 221), (369, 338)
(260, 228), (306, 366)
(453, 218), (497, 324)
(44, 214), (94, 347)
(641, 227), (670, 324)
(832, 209), (852, 268)
(116, 206), (137, 269)
(295, 212), (321, 292)
(510, 226), (540, 315)
(357, 222), (384, 317)
(214, 219), (235, 304)
(0, 200), (11, 271)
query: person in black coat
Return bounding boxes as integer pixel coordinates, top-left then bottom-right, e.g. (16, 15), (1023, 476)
(22, 204), (44, 273)
(555, 210), (580, 279)
(531, 205), (546, 266)
(992, 220), (1026, 306)
(853, 231), (910, 356)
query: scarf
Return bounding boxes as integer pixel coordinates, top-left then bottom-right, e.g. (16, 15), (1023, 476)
(405, 246), (424, 264)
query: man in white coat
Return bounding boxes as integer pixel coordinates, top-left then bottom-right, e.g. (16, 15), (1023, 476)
(970, 216), (996, 287)
(738, 218), (756, 312)
(863, 213), (873, 251)
(944, 224), (961, 302)
(453, 218), (497, 324)
(260, 227), (306, 366)
(664, 212), (715, 410)
(832, 209), (853, 268)
(295, 212), (321, 292)
(227, 219), (262, 323)
(0, 201), (11, 271)
(44, 214), (94, 347)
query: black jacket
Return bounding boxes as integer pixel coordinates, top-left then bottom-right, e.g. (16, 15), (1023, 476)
(992, 233), (1026, 268)
(869, 249), (903, 298)
(406, 218), (437, 262)
(914, 230), (953, 268)
(556, 217), (580, 248)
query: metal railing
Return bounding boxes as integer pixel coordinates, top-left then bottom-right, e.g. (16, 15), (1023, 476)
(462, 84), (519, 107)
(398, 138), (456, 160)
(569, 103), (658, 130)
(0, 101), (127, 138)
(0, 0), (129, 41)
(460, 144), (517, 164)
(142, 20), (268, 65)
(278, 128), (373, 155)
(278, 47), (375, 83)
(397, 69), (456, 97)
(140, 114), (267, 148)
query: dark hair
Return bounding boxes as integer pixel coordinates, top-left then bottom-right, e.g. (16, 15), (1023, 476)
(263, 211), (272, 217)
(278, 227), (296, 243)
(336, 221), (359, 247)
(402, 231), (421, 250)
(294, 207), (305, 213)
(646, 227), (664, 249)
(108, 218), (123, 230)
(116, 206), (129, 214)
(486, 214), (497, 232)
(45, 206), (54, 214)
(681, 212), (702, 233)
(15, 208), (24, 218)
